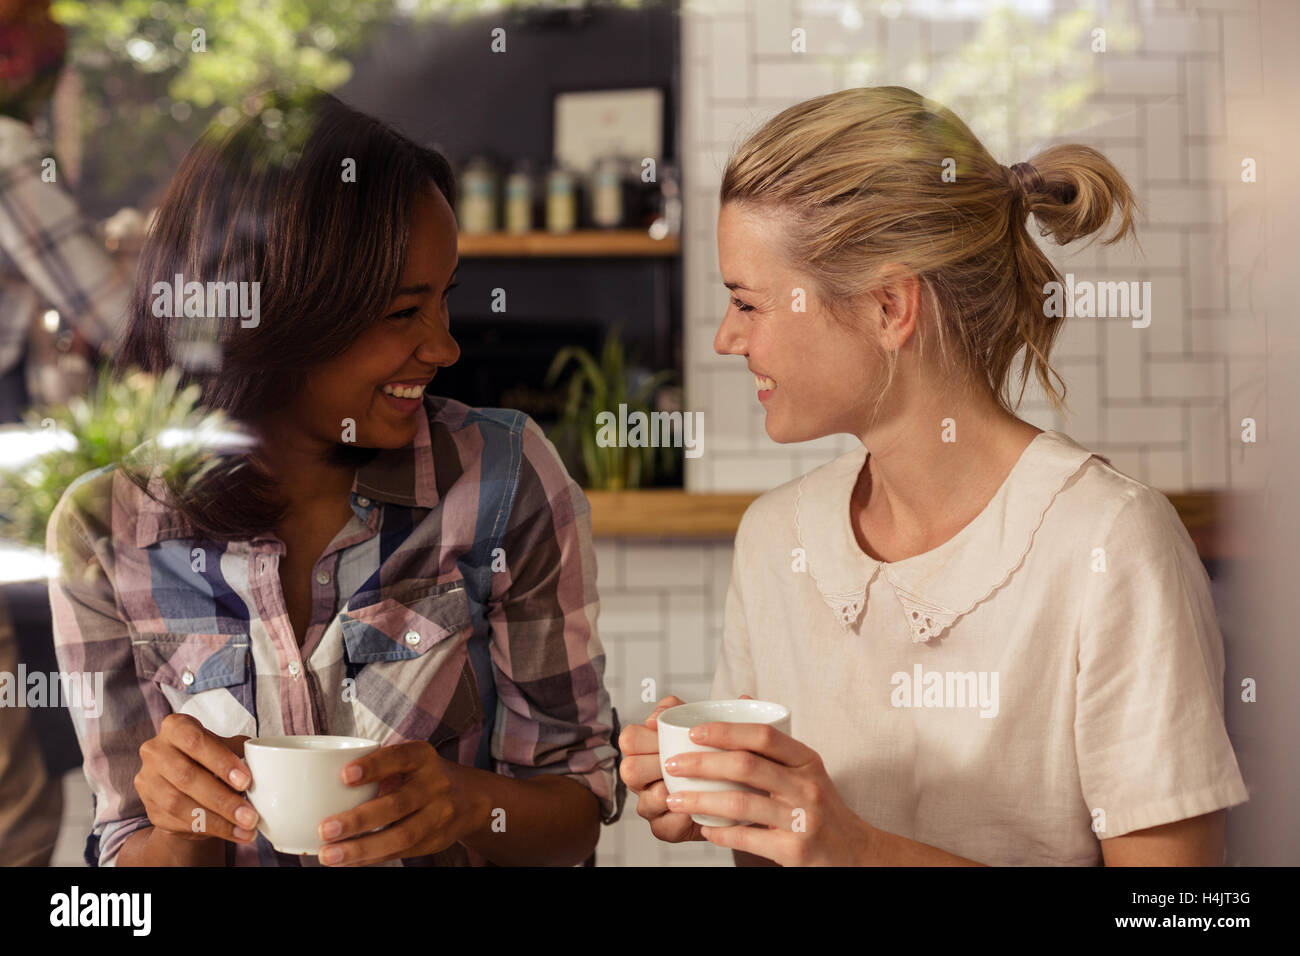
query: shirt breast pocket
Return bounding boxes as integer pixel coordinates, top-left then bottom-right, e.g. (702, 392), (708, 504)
(339, 575), (483, 746)
(131, 632), (256, 739)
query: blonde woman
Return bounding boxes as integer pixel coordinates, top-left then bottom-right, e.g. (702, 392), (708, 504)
(620, 86), (1247, 866)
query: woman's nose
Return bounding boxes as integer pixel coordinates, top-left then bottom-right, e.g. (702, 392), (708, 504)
(714, 307), (746, 356)
(418, 324), (460, 367)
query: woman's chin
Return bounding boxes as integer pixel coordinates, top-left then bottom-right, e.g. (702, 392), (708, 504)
(763, 414), (832, 446)
(342, 416), (420, 452)
(762, 418), (802, 444)
(375, 421), (420, 448)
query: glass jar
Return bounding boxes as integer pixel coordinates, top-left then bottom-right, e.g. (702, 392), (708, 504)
(504, 161), (534, 234)
(458, 156), (497, 234)
(589, 155), (624, 228)
(545, 166), (577, 233)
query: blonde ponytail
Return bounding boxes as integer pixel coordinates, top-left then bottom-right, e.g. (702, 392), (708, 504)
(720, 87), (1140, 419)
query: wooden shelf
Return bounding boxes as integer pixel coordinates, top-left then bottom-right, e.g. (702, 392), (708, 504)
(587, 490), (756, 539)
(587, 489), (1251, 561)
(111, 229), (680, 260)
(457, 229), (679, 258)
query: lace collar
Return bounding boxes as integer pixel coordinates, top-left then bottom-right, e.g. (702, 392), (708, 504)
(793, 430), (1104, 643)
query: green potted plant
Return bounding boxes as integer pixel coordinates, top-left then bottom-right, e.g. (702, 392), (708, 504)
(0, 364), (232, 786)
(0, 364), (227, 552)
(544, 328), (676, 491)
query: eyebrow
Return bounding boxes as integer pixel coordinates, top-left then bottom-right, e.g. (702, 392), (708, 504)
(394, 262), (459, 298)
(723, 281), (754, 292)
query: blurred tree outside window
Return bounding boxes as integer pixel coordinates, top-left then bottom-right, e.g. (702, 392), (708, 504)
(50, 0), (652, 212)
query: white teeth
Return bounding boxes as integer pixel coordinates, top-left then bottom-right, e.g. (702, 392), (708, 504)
(382, 383), (425, 399)
(754, 373), (777, 391)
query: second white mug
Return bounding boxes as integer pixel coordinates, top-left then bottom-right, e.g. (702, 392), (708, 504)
(657, 699), (791, 827)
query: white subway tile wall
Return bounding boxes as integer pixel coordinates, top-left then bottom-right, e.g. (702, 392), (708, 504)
(595, 540), (737, 867)
(596, 0), (1269, 866)
(682, 0), (1267, 493)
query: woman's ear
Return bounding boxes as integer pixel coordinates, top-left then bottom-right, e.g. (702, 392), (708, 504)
(872, 265), (923, 350)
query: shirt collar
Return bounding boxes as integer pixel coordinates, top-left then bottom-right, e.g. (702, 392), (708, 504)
(794, 430), (1103, 643)
(136, 405), (440, 547)
(352, 403), (440, 510)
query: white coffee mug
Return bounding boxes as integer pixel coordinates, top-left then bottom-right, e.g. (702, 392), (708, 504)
(244, 735), (380, 855)
(657, 699), (791, 827)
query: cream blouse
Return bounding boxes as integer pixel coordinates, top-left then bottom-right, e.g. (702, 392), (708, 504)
(711, 429), (1249, 865)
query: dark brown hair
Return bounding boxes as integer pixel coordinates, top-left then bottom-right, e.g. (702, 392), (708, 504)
(116, 87), (456, 540)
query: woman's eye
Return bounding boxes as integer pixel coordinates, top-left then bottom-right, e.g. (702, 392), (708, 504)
(732, 297), (754, 313)
(387, 283), (457, 320)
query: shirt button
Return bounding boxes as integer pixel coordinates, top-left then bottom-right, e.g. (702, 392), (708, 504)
(356, 496), (371, 508)
(288, 662), (301, 677)
(181, 669), (195, 687)
(315, 571), (331, 585)
(404, 630), (421, 647)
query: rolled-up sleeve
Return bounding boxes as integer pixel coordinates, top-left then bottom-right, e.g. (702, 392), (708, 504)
(45, 470), (156, 865)
(483, 417), (625, 825)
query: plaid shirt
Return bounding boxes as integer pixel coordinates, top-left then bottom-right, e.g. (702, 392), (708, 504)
(47, 395), (624, 866)
(0, 114), (128, 378)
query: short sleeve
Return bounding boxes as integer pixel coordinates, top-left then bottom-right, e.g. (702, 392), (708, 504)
(1075, 488), (1249, 839)
(711, 506), (757, 700)
(484, 416), (625, 825)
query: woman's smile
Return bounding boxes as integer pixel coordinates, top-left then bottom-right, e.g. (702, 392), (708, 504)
(378, 378), (430, 415)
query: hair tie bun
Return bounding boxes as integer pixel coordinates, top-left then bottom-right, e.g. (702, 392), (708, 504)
(1005, 161), (1045, 198)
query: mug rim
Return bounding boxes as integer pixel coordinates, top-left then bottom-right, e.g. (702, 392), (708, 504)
(245, 734), (378, 752)
(657, 699), (789, 731)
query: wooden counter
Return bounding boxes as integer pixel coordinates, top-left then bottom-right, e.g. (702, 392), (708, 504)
(586, 489), (1253, 562)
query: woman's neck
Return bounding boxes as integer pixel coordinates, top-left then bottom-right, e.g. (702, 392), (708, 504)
(251, 421), (357, 512)
(853, 398), (1041, 556)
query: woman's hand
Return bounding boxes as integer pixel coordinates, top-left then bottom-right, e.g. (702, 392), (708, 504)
(660, 719), (876, 866)
(618, 695), (707, 844)
(316, 740), (489, 866)
(134, 713), (259, 845)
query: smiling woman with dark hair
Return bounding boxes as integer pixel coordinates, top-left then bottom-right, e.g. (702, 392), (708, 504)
(46, 88), (625, 867)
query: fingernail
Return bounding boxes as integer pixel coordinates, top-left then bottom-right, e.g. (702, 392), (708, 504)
(666, 794), (683, 807)
(229, 769), (250, 789)
(343, 765), (362, 784)
(320, 846), (343, 864)
(235, 806), (258, 828)
(689, 726), (707, 742)
(320, 820), (342, 840)
(665, 758), (679, 772)
(233, 827), (255, 842)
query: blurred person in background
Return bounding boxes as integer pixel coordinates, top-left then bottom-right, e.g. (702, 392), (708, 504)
(0, 0), (128, 422)
(0, 0), (129, 865)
